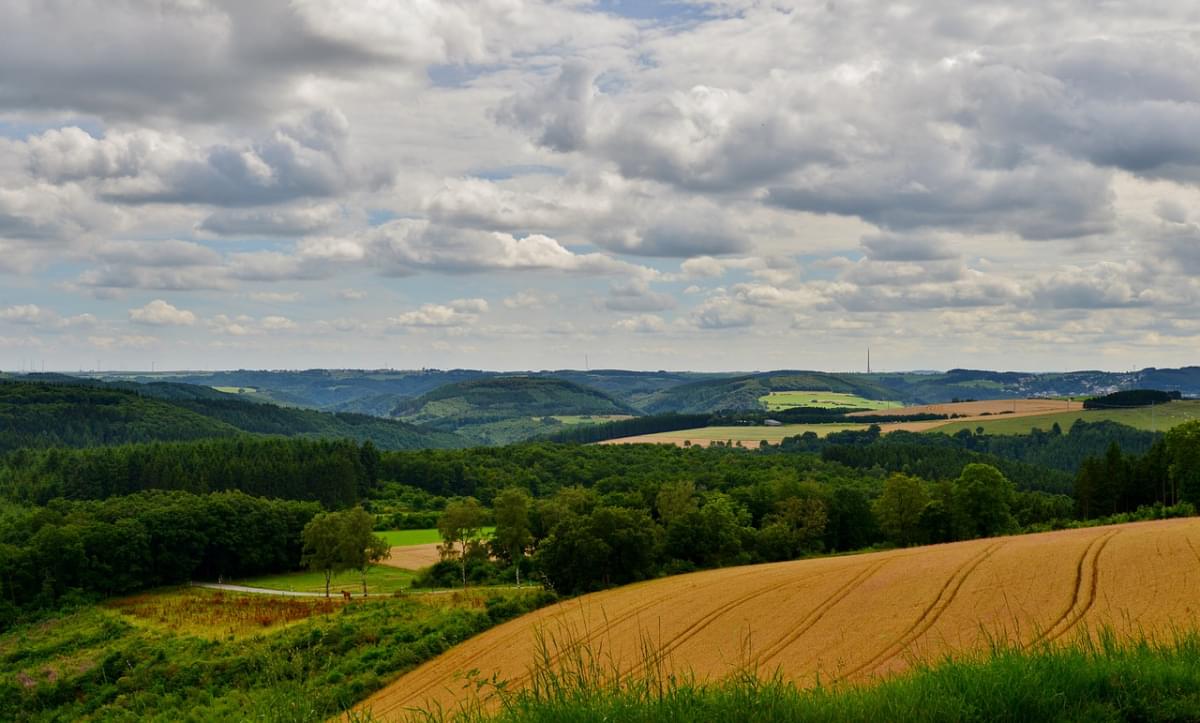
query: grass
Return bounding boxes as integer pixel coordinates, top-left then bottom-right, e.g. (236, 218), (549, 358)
(231, 565), (417, 595)
(760, 390), (898, 411)
(929, 400), (1200, 436)
(378, 528), (496, 546)
(0, 586), (555, 722)
(212, 385), (257, 394)
(421, 629), (1200, 723)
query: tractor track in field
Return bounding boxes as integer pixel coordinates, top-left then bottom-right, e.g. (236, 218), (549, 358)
(1042, 530), (1120, 644)
(753, 558), (892, 669)
(1024, 530), (1118, 648)
(838, 542), (1001, 680)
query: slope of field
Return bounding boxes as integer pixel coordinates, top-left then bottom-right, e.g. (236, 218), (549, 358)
(930, 400), (1200, 436)
(598, 423), (869, 447)
(761, 390), (899, 411)
(360, 518), (1200, 719)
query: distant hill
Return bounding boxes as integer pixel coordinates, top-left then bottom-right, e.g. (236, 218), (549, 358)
(393, 376), (639, 444)
(79, 366), (1200, 418)
(638, 371), (897, 415)
(0, 378), (465, 452)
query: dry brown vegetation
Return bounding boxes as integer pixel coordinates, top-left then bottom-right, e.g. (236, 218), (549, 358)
(359, 518), (1200, 719)
(107, 587), (344, 638)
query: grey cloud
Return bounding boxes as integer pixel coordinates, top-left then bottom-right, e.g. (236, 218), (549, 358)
(860, 234), (958, 262)
(767, 150), (1114, 240)
(603, 280), (676, 312)
(105, 109), (364, 206)
(494, 61), (595, 153)
(199, 205), (346, 237)
(94, 240), (221, 268)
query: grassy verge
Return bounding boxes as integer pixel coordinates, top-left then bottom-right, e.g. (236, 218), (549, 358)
(0, 586), (555, 722)
(424, 629), (1200, 722)
(232, 565), (417, 595)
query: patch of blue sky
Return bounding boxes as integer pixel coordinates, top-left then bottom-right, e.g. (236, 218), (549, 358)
(593, 0), (714, 23)
(426, 63), (505, 88)
(0, 117), (104, 140)
(470, 165), (565, 181)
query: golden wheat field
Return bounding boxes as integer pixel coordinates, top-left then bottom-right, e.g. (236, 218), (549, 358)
(359, 518), (1200, 719)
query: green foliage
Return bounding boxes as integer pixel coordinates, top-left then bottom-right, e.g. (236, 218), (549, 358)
(301, 508), (388, 598)
(492, 488), (532, 586)
(438, 498), (490, 587)
(873, 473), (929, 547)
(0, 491), (320, 624)
(394, 376), (638, 445)
(0, 437), (376, 509)
(0, 588), (554, 722)
(0, 379), (464, 453)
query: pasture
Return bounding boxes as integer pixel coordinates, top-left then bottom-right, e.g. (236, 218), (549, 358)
(379, 527), (495, 546)
(360, 518), (1200, 719)
(599, 423), (869, 447)
(930, 400), (1200, 436)
(231, 565), (415, 595)
(760, 390), (898, 411)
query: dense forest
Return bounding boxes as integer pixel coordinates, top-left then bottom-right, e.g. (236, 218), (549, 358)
(0, 379), (464, 452)
(0, 490), (319, 624)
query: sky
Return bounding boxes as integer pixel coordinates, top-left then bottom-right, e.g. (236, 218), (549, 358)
(2, 0), (1200, 373)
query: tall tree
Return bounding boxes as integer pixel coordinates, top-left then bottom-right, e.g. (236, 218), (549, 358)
(301, 511), (350, 598)
(437, 497), (488, 587)
(338, 507), (391, 596)
(492, 488), (532, 587)
(873, 473), (929, 547)
(951, 463), (1016, 539)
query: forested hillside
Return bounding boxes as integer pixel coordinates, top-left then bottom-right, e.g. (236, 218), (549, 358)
(638, 371), (896, 414)
(392, 376), (638, 444)
(0, 379), (464, 452)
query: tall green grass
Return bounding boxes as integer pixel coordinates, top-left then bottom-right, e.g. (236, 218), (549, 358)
(415, 627), (1200, 722)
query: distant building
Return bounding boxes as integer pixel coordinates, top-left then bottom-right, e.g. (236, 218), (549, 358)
(764, 419), (783, 426)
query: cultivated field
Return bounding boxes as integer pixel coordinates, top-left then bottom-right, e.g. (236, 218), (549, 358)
(931, 399), (1200, 436)
(761, 391), (898, 411)
(599, 423), (869, 447)
(380, 543), (443, 570)
(849, 398), (1083, 420)
(359, 518), (1200, 719)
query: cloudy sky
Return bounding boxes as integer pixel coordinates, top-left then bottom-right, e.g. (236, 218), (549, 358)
(2, 0), (1199, 373)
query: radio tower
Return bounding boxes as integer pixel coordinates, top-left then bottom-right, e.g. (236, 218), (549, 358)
(867, 347), (871, 374)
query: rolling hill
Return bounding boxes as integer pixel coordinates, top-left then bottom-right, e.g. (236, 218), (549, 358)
(360, 517), (1200, 718)
(392, 376), (639, 444)
(0, 378), (465, 451)
(637, 371), (898, 415)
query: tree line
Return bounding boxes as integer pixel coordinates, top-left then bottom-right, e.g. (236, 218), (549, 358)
(0, 490), (320, 627)
(417, 460), (1075, 595)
